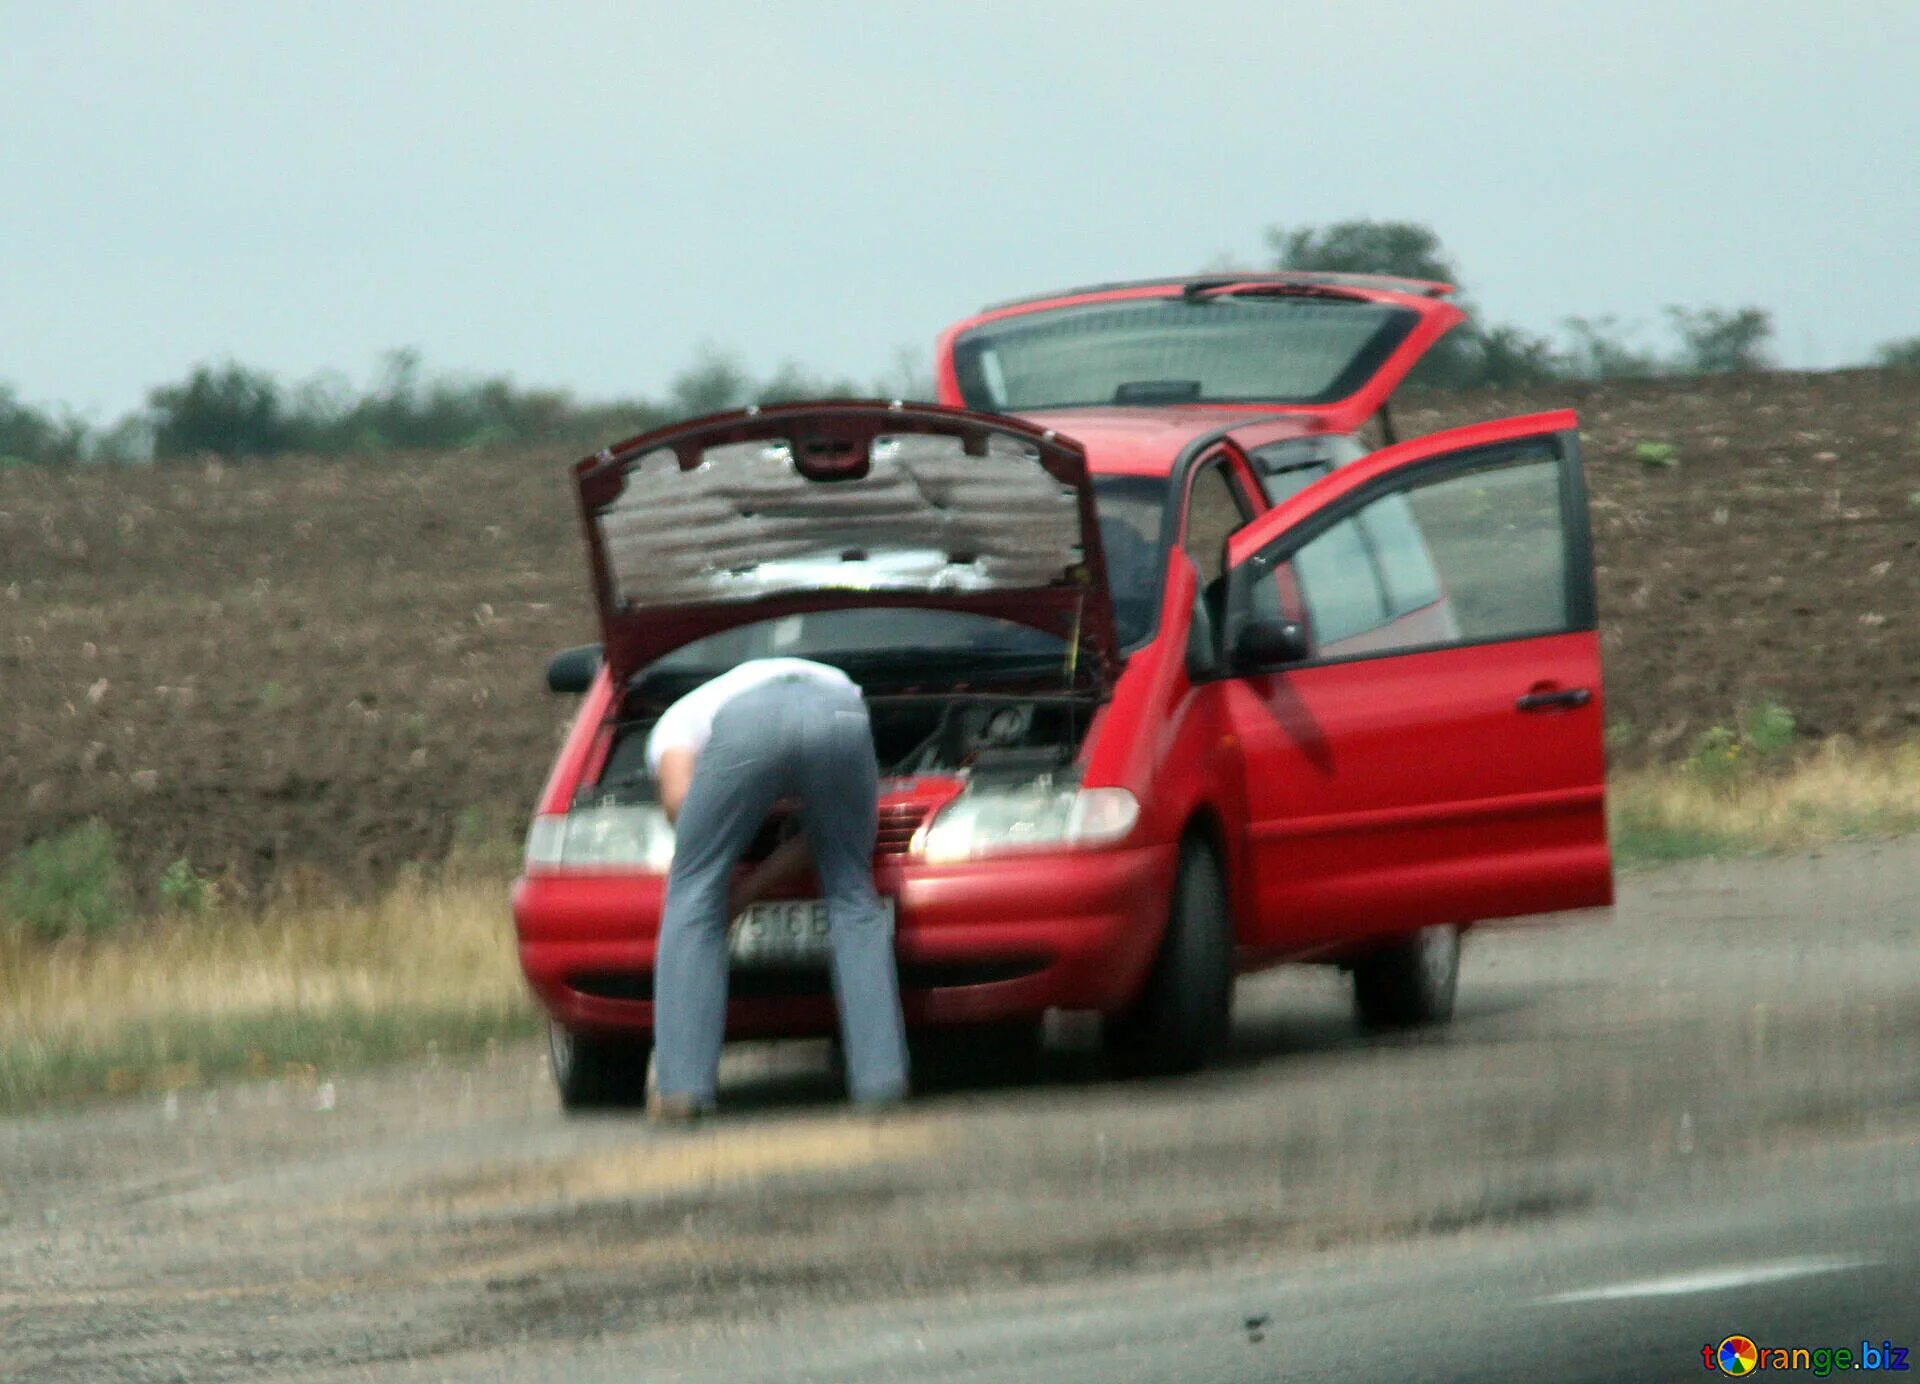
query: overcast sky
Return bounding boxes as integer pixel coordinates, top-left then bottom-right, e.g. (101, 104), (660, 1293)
(5, 0), (1918, 418)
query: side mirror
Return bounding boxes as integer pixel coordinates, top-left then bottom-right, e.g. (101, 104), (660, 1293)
(1231, 617), (1308, 671)
(545, 644), (603, 694)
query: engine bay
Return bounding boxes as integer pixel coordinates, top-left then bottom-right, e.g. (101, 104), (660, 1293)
(593, 692), (1091, 794)
(867, 695), (1089, 778)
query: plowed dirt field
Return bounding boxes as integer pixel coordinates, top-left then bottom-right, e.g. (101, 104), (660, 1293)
(3, 369), (1915, 895)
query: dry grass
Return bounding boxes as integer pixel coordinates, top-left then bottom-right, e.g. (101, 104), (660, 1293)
(5, 740), (1920, 1110)
(1610, 738), (1920, 865)
(0, 868), (536, 1109)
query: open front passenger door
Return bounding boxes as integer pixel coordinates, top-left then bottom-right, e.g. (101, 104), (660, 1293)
(1214, 411), (1612, 953)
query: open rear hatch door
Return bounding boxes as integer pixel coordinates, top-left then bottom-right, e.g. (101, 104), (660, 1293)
(941, 277), (1464, 432)
(574, 400), (1121, 692)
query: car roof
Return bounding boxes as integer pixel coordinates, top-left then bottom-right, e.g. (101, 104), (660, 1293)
(1017, 407), (1327, 478)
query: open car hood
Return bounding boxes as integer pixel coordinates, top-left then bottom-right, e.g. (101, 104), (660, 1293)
(573, 401), (1121, 693)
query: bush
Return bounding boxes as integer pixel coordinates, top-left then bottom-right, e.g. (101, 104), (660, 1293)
(444, 805), (522, 876)
(1, 821), (131, 942)
(1687, 700), (1797, 795)
(157, 858), (216, 915)
(1875, 336), (1920, 370)
(667, 351), (753, 417)
(334, 350), (581, 452)
(755, 361), (866, 406)
(1257, 218), (1794, 389)
(1266, 219), (1459, 285)
(1688, 724), (1745, 791)
(0, 385), (87, 466)
(130, 350), (692, 462)
(1740, 699), (1797, 757)
(1467, 324), (1569, 387)
(150, 361), (292, 459)
(1563, 316), (1663, 380)
(1667, 305), (1775, 374)
(1265, 220), (1488, 389)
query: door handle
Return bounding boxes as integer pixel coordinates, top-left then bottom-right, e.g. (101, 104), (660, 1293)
(1515, 686), (1592, 712)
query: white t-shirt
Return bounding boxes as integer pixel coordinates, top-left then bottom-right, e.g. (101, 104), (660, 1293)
(644, 657), (859, 774)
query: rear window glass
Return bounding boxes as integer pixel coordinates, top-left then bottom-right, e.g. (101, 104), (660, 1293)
(952, 296), (1418, 411)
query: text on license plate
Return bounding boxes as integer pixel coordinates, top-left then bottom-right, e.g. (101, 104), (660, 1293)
(728, 897), (896, 965)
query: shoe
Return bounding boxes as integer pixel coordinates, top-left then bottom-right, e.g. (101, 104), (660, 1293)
(646, 1092), (709, 1123)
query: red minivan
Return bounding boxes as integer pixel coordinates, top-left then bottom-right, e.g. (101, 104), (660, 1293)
(513, 274), (1613, 1106)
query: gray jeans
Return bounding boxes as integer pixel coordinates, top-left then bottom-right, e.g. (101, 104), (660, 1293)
(653, 676), (908, 1105)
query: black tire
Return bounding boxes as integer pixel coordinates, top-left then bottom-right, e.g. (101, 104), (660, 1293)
(1351, 925), (1461, 1030)
(1105, 839), (1233, 1076)
(547, 1020), (653, 1111)
(905, 1021), (1043, 1091)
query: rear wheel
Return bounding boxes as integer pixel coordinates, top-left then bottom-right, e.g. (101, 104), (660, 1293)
(1105, 839), (1233, 1076)
(1351, 925), (1461, 1030)
(547, 1020), (653, 1110)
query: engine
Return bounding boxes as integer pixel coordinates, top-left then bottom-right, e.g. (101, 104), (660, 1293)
(868, 696), (1088, 777)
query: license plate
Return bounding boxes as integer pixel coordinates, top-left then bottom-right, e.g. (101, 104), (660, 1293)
(728, 898), (895, 966)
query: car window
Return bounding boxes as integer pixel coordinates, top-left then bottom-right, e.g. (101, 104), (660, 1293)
(1404, 453), (1568, 640)
(1291, 517), (1388, 646)
(1090, 474), (1168, 648)
(1181, 462), (1249, 585)
(1275, 448), (1571, 660)
(1358, 493), (1442, 615)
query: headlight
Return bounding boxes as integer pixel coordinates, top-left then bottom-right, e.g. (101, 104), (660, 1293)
(914, 783), (1138, 864)
(523, 806), (676, 872)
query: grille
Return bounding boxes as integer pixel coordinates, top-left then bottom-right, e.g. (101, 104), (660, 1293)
(741, 802), (930, 863)
(875, 802), (930, 857)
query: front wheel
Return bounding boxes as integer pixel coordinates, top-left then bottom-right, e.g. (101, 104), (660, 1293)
(1351, 925), (1461, 1030)
(1104, 840), (1233, 1076)
(548, 1020), (653, 1110)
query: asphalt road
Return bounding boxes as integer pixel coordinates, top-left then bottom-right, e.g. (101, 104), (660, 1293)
(329, 1135), (1920, 1383)
(5, 838), (1920, 1382)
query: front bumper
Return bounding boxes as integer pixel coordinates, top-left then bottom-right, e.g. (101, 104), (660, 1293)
(512, 842), (1177, 1037)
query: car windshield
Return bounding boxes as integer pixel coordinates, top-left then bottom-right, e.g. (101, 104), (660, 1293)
(646, 475), (1170, 681)
(952, 294), (1418, 411)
